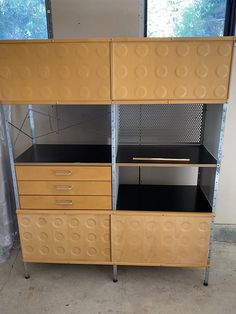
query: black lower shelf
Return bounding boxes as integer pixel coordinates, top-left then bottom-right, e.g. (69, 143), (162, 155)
(15, 144), (111, 163)
(117, 185), (212, 213)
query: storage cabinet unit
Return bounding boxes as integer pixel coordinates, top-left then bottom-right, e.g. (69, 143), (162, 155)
(0, 36), (234, 285)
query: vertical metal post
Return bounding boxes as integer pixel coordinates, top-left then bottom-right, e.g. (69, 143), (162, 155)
(45, 0), (54, 39)
(23, 262), (30, 279)
(111, 104), (118, 282)
(2, 105), (20, 209)
(197, 104), (207, 185)
(113, 265), (118, 283)
(139, 0), (146, 37)
(28, 105), (36, 144)
(111, 104), (118, 210)
(204, 103), (227, 286)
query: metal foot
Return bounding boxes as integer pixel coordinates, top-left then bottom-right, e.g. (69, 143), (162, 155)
(113, 265), (118, 282)
(23, 262), (30, 279)
(203, 267), (209, 286)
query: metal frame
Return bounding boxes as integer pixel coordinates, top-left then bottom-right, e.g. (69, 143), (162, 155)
(28, 105), (36, 145)
(45, 0), (54, 39)
(2, 106), (20, 210)
(1, 101), (229, 284)
(23, 262), (30, 279)
(2, 104), (35, 278)
(224, 0), (236, 36)
(111, 104), (119, 282)
(203, 103), (228, 286)
(111, 104), (119, 210)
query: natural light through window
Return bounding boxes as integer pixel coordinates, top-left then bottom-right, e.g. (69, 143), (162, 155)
(0, 0), (48, 39)
(147, 0), (227, 37)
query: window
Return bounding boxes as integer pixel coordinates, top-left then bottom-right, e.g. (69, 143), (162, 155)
(146, 0), (236, 37)
(0, 0), (48, 39)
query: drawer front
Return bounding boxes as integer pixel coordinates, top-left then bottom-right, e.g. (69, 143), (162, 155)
(20, 195), (112, 210)
(17, 181), (111, 196)
(17, 210), (111, 262)
(111, 213), (211, 266)
(15, 166), (111, 181)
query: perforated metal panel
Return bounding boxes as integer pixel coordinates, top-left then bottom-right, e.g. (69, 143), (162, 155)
(119, 104), (204, 145)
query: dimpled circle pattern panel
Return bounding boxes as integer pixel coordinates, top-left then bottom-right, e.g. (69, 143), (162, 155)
(18, 212), (110, 262)
(0, 66), (11, 79)
(0, 41), (111, 103)
(155, 86), (167, 98)
(112, 214), (211, 266)
(112, 39), (233, 102)
(216, 64), (229, 78)
(156, 45), (169, 57)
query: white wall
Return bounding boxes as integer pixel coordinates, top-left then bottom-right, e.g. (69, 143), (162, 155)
(49, 0), (236, 224)
(216, 51), (236, 224)
(51, 0), (140, 38)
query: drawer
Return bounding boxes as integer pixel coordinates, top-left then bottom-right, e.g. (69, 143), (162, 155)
(19, 195), (112, 210)
(15, 165), (111, 181)
(17, 181), (112, 196)
(17, 210), (111, 263)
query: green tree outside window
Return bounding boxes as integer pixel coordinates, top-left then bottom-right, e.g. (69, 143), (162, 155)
(147, 0), (227, 37)
(0, 0), (48, 39)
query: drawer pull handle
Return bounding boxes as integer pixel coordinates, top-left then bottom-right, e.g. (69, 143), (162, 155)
(53, 170), (72, 176)
(55, 200), (73, 205)
(132, 157), (191, 162)
(54, 185), (73, 191)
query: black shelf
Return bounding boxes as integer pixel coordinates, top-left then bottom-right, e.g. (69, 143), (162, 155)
(116, 145), (216, 166)
(117, 184), (212, 212)
(15, 144), (111, 164)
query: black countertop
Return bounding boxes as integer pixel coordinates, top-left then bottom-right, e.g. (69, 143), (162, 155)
(15, 144), (111, 163)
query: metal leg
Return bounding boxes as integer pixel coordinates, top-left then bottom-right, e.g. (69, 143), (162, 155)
(23, 262), (30, 279)
(204, 267), (209, 286)
(113, 265), (118, 282)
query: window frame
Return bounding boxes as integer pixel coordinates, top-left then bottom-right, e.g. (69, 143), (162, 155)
(45, 0), (53, 39)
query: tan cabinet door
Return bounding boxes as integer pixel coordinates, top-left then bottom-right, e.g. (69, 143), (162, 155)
(17, 210), (111, 263)
(112, 38), (234, 104)
(0, 40), (111, 104)
(111, 212), (211, 267)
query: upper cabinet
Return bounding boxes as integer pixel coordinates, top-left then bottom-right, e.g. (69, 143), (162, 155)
(0, 37), (234, 105)
(0, 39), (111, 104)
(111, 38), (234, 104)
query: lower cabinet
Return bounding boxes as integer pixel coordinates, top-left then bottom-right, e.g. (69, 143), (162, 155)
(111, 212), (212, 267)
(17, 210), (111, 263)
(17, 210), (212, 267)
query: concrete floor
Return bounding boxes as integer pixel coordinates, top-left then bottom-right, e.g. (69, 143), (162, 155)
(0, 242), (236, 314)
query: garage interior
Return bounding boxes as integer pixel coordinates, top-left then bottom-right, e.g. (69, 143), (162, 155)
(0, 1), (236, 314)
